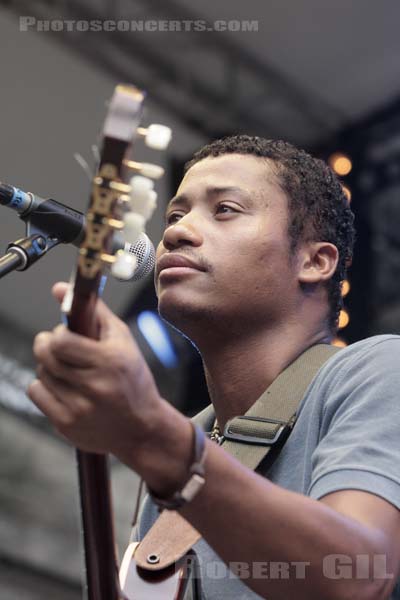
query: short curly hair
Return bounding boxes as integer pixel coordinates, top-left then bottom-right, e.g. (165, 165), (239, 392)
(185, 135), (355, 333)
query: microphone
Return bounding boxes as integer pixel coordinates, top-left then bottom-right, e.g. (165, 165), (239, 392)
(0, 181), (155, 280)
(0, 181), (85, 245)
(123, 233), (155, 281)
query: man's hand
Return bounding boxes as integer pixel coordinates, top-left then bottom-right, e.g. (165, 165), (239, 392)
(28, 282), (193, 493)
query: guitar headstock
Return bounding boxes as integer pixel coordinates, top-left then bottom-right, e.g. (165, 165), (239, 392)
(63, 84), (171, 335)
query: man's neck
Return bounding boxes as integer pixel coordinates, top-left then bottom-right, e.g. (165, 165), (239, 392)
(200, 321), (331, 432)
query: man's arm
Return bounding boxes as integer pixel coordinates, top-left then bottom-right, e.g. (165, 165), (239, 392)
(180, 442), (400, 600)
(28, 283), (400, 600)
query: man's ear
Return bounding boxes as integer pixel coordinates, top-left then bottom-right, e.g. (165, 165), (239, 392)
(298, 242), (339, 284)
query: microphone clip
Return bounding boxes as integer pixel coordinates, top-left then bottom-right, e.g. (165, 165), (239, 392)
(22, 197), (85, 249)
(0, 234), (48, 279)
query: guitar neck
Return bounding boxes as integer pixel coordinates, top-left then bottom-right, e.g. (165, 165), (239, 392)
(77, 449), (120, 600)
(62, 84), (170, 600)
(69, 288), (120, 599)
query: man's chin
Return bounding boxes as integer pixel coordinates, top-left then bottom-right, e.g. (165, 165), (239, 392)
(158, 298), (209, 336)
(158, 300), (194, 327)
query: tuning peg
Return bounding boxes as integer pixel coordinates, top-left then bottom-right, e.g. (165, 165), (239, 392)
(138, 124), (172, 150)
(123, 211), (146, 244)
(143, 189), (157, 220)
(128, 175), (158, 220)
(130, 189), (158, 221)
(130, 175), (154, 197)
(111, 249), (138, 280)
(117, 172), (159, 216)
(123, 160), (165, 179)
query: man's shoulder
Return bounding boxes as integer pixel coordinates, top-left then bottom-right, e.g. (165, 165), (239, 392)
(320, 334), (400, 375)
(337, 333), (400, 354)
(297, 334), (400, 416)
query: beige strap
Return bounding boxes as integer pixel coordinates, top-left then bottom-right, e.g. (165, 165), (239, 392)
(222, 344), (339, 469)
(192, 403), (217, 431)
(135, 343), (339, 571)
(135, 509), (201, 570)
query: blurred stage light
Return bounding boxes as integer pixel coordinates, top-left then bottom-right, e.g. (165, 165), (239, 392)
(342, 280), (351, 297)
(330, 153), (353, 176)
(338, 309), (350, 329)
(137, 311), (178, 368)
(333, 338), (347, 348)
(342, 184), (352, 202)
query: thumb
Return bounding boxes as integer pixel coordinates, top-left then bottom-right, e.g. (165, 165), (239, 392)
(52, 281), (69, 304)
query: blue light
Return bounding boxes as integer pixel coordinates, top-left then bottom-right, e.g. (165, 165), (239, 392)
(137, 311), (178, 368)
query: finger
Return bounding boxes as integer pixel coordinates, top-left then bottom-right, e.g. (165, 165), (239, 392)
(90, 296), (127, 341)
(34, 326), (101, 368)
(28, 378), (70, 423)
(33, 338), (97, 384)
(36, 366), (92, 415)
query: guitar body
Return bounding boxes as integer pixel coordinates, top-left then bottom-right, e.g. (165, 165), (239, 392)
(120, 543), (198, 600)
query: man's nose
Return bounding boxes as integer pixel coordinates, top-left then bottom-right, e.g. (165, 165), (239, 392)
(162, 215), (203, 250)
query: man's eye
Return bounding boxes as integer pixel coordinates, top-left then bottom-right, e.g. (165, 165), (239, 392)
(216, 204), (237, 215)
(165, 204), (237, 225)
(165, 212), (183, 225)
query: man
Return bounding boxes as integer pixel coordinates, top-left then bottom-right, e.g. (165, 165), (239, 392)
(28, 136), (400, 599)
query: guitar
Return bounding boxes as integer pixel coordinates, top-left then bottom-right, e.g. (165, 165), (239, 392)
(62, 84), (173, 599)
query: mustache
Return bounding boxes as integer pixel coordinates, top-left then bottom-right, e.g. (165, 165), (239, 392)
(156, 251), (213, 276)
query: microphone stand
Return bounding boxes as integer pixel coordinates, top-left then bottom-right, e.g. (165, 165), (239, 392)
(0, 180), (85, 280)
(0, 233), (59, 279)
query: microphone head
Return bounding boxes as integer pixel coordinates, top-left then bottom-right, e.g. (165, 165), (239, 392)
(123, 233), (156, 281)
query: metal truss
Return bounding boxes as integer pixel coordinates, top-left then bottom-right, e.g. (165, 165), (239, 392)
(317, 95), (400, 339)
(2, 0), (346, 144)
(329, 96), (400, 207)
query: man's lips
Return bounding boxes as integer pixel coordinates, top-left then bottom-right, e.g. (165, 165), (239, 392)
(156, 253), (206, 278)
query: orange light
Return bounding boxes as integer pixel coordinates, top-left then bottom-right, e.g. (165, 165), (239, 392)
(338, 309), (350, 329)
(342, 184), (352, 203)
(333, 338), (347, 348)
(342, 280), (350, 297)
(329, 153), (352, 176)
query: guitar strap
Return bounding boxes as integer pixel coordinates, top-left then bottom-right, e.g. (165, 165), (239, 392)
(133, 343), (340, 572)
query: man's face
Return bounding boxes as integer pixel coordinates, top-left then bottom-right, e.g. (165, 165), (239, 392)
(155, 153), (302, 337)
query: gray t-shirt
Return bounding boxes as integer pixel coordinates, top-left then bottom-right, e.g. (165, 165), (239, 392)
(136, 335), (400, 599)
